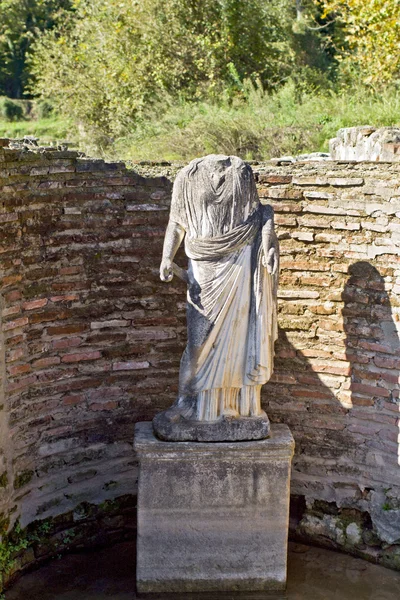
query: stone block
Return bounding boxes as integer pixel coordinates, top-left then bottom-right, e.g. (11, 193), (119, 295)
(135, 421), (294, 593)
(330, 126), (400, 162)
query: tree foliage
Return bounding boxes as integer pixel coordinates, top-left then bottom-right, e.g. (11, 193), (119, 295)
(0, 0), (72, 98)
(30, 0), (298, 139)
(321, 0), (400, 87)
(7, 0), (399, 153)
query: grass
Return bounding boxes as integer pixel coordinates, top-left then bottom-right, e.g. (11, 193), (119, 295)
(0, 116), (74, 146)
(106, 81), (400, 162)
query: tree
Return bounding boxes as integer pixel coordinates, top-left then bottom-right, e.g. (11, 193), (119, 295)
(30, 0), (297, 139)
(320, 0), (400, 87)
(0, 0), (73, 98)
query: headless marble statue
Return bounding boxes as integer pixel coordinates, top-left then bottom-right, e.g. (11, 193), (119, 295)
(153, 155), (279, 441)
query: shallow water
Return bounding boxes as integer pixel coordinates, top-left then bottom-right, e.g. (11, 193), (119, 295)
(5, 542), (400, 600)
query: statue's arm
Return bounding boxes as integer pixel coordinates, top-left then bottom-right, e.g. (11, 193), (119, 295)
(160, 220), (186, 282)
(261, 205), (279, 275)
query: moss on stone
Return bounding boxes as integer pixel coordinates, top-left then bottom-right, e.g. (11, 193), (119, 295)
(103, 480), (118, 491)
(0, 496), (136, 591)
(23, 283), (51, 299)
(13, 470), (33, 490)
(382, 546), (400, 570)
(0, 515), (10, 537)
(278, 317), (315, 331)
(0, 521), (30, 581)
(311, 500), (339, 517)
(0, 473), (8, 489)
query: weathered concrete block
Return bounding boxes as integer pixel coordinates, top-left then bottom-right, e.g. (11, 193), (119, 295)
(135, 421), (294, 593)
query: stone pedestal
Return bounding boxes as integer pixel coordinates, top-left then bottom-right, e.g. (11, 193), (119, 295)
(135, 421), (294, 593)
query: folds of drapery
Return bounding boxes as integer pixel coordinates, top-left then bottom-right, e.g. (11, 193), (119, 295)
(178, 211), (277, 397)
(184, 207), (261, 261)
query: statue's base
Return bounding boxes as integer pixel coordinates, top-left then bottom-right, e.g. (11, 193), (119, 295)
(153, 409), (270, 442)
(135, 421), (295, 593)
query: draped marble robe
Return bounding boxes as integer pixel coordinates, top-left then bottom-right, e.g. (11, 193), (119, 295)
(153, 155), (279, 442)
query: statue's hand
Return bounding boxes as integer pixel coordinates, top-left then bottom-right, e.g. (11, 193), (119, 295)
(160, 258), (173, 282)
(264, 247), (278, 275)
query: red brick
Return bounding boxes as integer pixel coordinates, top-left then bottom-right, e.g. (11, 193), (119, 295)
(2, 305), (20, 317)
(90, 400), (118, 411)
(348, 423), (381, 436)
(301, 349), (332, 358)
(309, 362), (351, 376)
(306, 417), (346, 431)
(378, 428), (399, 443)
(3, 317), (28, 331)
(6, 374), (36, 393)
(87, 387), (122, 401)
(351, 383), (390, 398)
(269, 373), (297, 384)
(60, 266), (82, 275)
(275, 215), (297, 226)
(276, 348), (296, 358)
(63, 394), (85, 406)
(22, 298), (48, 311)
(61, 351), (102, 363)
(6, 334), (23, 346)
(270, 202), (303, 213)
(47, 324), (88, 336)
(292, 388), (333, 400)
(298, 374), (326, 385)
(351, 410), (397, 426)
(268, 189), (303, 199)
(374, 356), (400, 369)
(380, 372), (400, 385)
(6, 348), (24, 362)
(352, 367), (379, 382)
(37, 367), (77, 383)
(280, 260), (331, 272)
(359, 341), (395, 354)
(4, 290), (21, 302)
(50, 294), (79, 303)
(344, 352), (370, 365)
(51, 337), (83, 350)
(2, 274), (22, 286)
(32, 356), (61, 369)
(259, 175), (293, 184)
(301, 276), (333, 287)
(350, 396), (375, 407)
(8, 363), (31, 376)
(29, 310), (69, 324)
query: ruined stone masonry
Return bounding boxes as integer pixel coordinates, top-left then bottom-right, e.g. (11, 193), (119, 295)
(0, 139), (399, 585)
(330, 126), (400, 162)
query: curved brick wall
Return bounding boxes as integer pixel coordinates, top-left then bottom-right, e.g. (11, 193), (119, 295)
(0, 142), (399, 581)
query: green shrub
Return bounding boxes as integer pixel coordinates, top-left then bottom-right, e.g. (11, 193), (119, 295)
(35, 99), (55, 119)
(30, 0), (297, 140)
(0, 97), (24, 122)
(107, 80), (400, 162)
